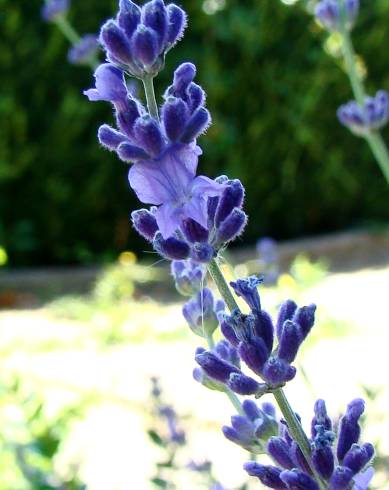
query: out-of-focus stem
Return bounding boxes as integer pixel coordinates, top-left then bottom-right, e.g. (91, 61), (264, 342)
(339, 18), (389, 185)
(54, 15), (80, 45)
(54, 16), (99, 69)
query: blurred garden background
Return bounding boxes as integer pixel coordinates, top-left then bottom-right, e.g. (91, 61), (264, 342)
(1, 0), (389, 488)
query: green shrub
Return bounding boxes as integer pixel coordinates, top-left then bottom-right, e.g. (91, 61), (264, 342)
(1, 0), (389, 265)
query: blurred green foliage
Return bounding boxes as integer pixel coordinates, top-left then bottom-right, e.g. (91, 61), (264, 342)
(2, 0), (389, 265)
(0, 377), (85, 489)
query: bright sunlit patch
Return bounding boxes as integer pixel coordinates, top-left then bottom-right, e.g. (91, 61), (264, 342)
(202, 0), (226, 15)
(234, 263), (248, 279)
(280, 0), (299, 5)
(118, 250), (137, 266)
(0, 246), (8, 266)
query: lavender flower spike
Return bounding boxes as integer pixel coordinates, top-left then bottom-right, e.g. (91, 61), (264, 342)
(315, 0), (359, 32)
(99, 0), (187, 78)
(337, 91), (389, 136)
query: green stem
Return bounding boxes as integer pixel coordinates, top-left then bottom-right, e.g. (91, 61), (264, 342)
(208, 258), (239, 311)
(54, 15), (80, 45)
(142, 76), (160, 121)
(273, 389), (325, 487)
(339, 19), (389, 185)
(207, 258), (326, 488)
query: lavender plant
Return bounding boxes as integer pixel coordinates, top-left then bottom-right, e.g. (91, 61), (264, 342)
(42, 0), (99, 68)
(313, 0), (389, 184)
(84, 1), (375, 488)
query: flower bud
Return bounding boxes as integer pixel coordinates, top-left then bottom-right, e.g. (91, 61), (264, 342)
(143, 0), (168, 50)
(161, 97), (189, 142)
(262, 357), (296, 385)
(181, 107), (211, 143)
(329, 466), (354, 490)
(131, 25), (159, 68)
(181, 218), (209, 243)
(280, 469), (319, 490)
(193, 367), (226, 392)
(118, 0), (141, 38)
(182, 288), (219, 338)
(277, 320), (302, 363)
(153, 232), (190, 260)
(238, 338), (269, 376)
(190, 243), (214, 263)
(337, 399), (365, 462)
(133, 115), (165, 157)
(171, 260), (205, 296)
(98, 124), (127, 150)
(342, 443), (374, 475)
(117, 142), (149, 161)
(276, 299), (298, 340)
(100, 20), (133, 65)
(244, 463), (287, 489)
(293, 304), (316, 339)
(227, 373), (266, 396)
(195, 350), (240, 383)
(215, 179), (245, 227)
(312, 446), (335, 480)
(215, 208), (247, 244)
(131, 208), (159, 240)
(166, 4), (187, 47)
(267, 437), (295, 470)
(173, 62), (196, 94)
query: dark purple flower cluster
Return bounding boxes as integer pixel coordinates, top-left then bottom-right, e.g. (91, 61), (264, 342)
(337, 91), (389, 136)
(68, 34), (99, 65)
(183, 287), (225, 339)
(222, 399), (278, 454)
(195, 276), (316, 391)
(85, 0), (248, 264)
(244, 398), (374, 490)
(100, 0), (186, 78)
(315, 0), (359, 32)
(41, 0), (69, 21)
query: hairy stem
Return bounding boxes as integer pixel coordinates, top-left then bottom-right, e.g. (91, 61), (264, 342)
(208, 257), (325, 488)
(339, 20), (389, 185)
(143, 76), (160, 121)
(54, 15), (80, 45)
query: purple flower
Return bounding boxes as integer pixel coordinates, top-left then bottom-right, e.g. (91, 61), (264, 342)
(68, 34), (99, 65)
(128, 144), (224, 238)
(171, 259), (205, 296)
(84, 63), (128, 106)
(222, 400), (278, 453)
(315, 0), (359, 32)
(41, 0), (69, 21)
(182, 287), (224, 338)
(230, 275), (263, 312)
(337, 91), (389, 136)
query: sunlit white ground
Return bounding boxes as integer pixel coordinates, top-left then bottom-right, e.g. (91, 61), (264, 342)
(0, 265), (388, 489)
